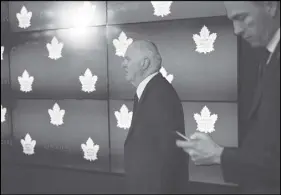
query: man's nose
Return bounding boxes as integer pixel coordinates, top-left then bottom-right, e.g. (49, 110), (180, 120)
(121, 61), (127, 68)
(233, 21), (244, 36)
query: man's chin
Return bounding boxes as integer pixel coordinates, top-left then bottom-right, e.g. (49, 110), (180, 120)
(130, 81), (137, 87)
(129, 80), (137, 87)
(125, 77), (134, 86)
(247, 40), (262, 48)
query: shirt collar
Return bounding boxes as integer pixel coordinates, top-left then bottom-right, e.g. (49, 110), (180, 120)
(136, 72), (159, 100)
(266, 28), (280, 54)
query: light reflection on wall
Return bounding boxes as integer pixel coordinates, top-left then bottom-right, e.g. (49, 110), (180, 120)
(57, 1), (99, 46)
(60, 1), (97, 28)
(66, 27), (99, 48)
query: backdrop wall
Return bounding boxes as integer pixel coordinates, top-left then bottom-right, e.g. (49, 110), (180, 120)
(1, 1), (238, 187)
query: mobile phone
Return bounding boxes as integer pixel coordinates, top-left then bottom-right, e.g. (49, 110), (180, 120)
(176, 131), (190, 141)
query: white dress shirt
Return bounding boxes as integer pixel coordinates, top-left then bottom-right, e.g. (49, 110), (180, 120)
(266, 28), (280, 64)
(136, 72), (159, 100)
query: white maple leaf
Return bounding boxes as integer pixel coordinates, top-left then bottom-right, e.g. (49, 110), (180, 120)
(16, 6), (32, 29)
(20, 133), (36, 155)
(48, 103), (65, 126)
(79, 68), (98, 93)
(194, 106), (218, 133)
(46, 37), (64, 60)
(160, 67), (174, 83)
(1, 105), (7, 123)
(113, 31), (133, 57)
(115, 104), (133, 130)
(18, 70), (34, 93)
(81, 137), (100, 162)
(193, 25), (217, 54)
(151, 1), (173, 17)
(1, 46), (4, 60)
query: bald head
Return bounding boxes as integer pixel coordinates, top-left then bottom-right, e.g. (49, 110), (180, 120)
(127, 40), (162, 71)
(122, 40), (162, 87)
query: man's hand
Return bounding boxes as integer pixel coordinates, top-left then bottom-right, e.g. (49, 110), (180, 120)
(176, 132), (224, 165)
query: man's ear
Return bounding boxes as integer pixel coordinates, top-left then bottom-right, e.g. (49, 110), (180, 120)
(264, 1), (279, 17)
(141, 57), (151, 71)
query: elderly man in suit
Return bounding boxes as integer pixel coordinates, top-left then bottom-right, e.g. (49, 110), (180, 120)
(122, 40), (189, 194)
(176, 1), (280, 193)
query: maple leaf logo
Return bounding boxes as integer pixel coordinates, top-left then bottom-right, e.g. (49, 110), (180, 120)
(160, 67), (174, 83)
(79, 68), (98, 93)
(1, 46), (4, 60)
(48, 103), (65, 126)
(20, 133), (36, 155)
(81, 137), (100, 162)
(115, 104), (133, 130)
(18, 70), (34, 93)
(46, 37), (64, 60)
(193, 25), (217, 54)
(1, 105), (7, 123)
(113, 31), (133, 57)
(151, 1), (173, 17)
(194, 106), (218, 133)
(16, 6), (32, 29)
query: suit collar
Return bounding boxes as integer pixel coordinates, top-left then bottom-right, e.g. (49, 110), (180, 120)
(136, 72), (159, 100)
(266, 28), (280, 54)
(267, 41), (280, 65)
(266, 28), (280, 65)
(134, 74), (163, 106)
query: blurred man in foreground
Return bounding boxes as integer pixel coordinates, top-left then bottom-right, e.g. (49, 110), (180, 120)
(176, 1), (280, 193)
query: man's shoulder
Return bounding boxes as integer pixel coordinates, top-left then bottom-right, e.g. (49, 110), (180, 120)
(147, 75), (182, 106)
(151, 74), (179, 95)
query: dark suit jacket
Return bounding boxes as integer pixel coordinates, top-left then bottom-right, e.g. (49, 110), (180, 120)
(124, 74), (189, 194)
(221, 44), (280, 193)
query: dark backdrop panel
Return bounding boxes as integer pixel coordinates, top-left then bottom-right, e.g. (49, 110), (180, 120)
(1, 1), (9, 40)
(12, 99), (110, 172)
(107, 1), (226, 25)
(1, 163), (239, 194)
(1, 52), (9, 85)
(9, 1), (106, 32)
(10, 26), (107, 99)
(1, 1), (10, 85)
(1, 1), (9, 23)
(1, 99), (11, 139)
(1, 91), (13, 162)
(109, 100), (134, 173)
(108, 16), (237, 101)
(182, 102), (238, 185)
(2, 164), (127, 194)
(1, 32), (9, 85)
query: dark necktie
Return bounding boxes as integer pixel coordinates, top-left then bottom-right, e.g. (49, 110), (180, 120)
(258, 48), (270, 79)
(133, 94), (139, 113)
(128, 93), (139, 129)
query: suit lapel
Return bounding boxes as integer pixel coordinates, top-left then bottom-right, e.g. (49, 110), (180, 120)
(248, 43), (280, 119)
(124, 74), (162, 145)
(247, 61), (265, 119)
(247, 76), (263, 119)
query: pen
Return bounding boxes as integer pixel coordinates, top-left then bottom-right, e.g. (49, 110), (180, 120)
(176, 131), (190, 141)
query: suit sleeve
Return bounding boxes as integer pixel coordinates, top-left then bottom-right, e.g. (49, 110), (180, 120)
(221, 88), (280, 185)
(221, 140), (280, 185)
(142, 92), (188, 193)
